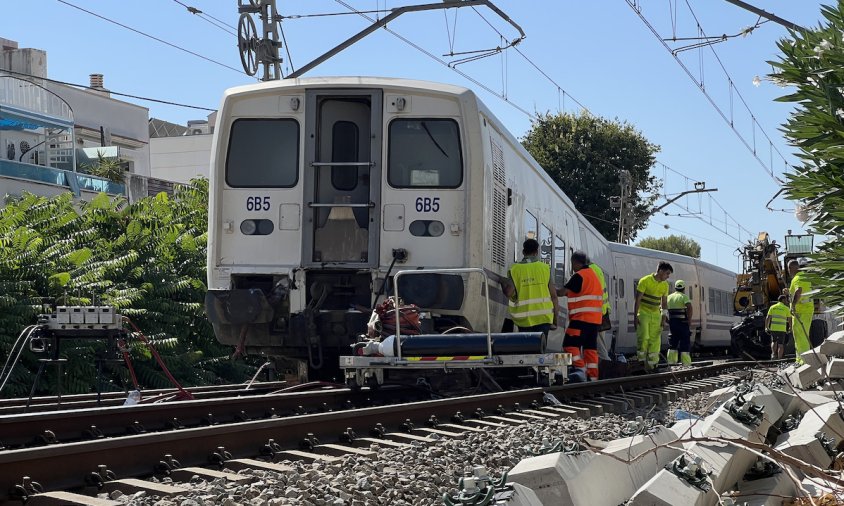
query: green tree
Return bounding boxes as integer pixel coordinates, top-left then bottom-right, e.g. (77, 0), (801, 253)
(81, 152), (126, 183)
(636, 235), (701, 258)
(0, 180), (255, 398)
(521, 111), (661, 240)
(770, 2), (844, 312)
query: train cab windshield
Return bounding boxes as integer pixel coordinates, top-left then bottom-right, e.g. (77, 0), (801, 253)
(388, 118), (462, 188)
(225, 118), (299, 188)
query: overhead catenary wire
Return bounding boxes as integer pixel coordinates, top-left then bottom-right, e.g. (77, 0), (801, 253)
(624, 0), (788, 185)
(331, 0), (535, 118)
(170, 0), (238, 37)
(56, 0), (247, 76)
(655, 161), (753, 242)
(0, 68), (216, 112)
(470, 6), (591, 113)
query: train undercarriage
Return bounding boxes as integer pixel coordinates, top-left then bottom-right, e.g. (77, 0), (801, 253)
(205, 267), (476, 382)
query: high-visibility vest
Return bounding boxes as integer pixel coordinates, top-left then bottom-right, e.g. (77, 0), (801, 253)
(767, 302), (790, 332)
(508, 260), (554, 327)
(588, 262), (610, 315)
(789, 272), (813, 312)
(567, 267), (604, 325)
(637, 274), (667, 314)
(667, 291), (691, 322)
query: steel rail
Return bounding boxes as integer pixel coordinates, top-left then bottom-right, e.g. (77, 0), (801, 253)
(0, 381), (291, 415)
(0, 361), (760, 500)
(0, 385), (419, 449)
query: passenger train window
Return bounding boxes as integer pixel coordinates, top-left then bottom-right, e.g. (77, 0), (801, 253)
(539, 224), (552, 266)
(330, 121), (359, 191)
(618, 278), (625, 298)
(226, 119), (299, 188)
(553, 235), (566, 286)
(524, 210), (537, 240)
(388, 119), (462, 188)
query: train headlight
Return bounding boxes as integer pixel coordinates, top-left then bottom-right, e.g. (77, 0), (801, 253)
(409, 220), (445, 237)
(257, 219), (274, 235)
(409, 220), (428, 236)
(427, 220), (445, 237)
(240, 219), (275, 235)
(240, 220), (258, 235)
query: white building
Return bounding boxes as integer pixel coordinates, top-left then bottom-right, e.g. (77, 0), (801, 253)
(0, 37), (172, 201)
(149, 115), (213, 183)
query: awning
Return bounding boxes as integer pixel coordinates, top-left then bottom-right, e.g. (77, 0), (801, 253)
(0, 104), (73, 130)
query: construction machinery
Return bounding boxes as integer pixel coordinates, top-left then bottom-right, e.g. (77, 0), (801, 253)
(730, 231), (828, 359)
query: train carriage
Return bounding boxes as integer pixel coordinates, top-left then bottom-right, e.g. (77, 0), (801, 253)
(205, 77), (737, 374)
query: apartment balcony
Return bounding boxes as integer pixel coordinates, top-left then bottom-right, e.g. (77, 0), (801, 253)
(0, 73), (125, 198)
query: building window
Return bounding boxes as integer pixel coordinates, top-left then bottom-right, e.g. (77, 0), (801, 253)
(388, 119), (462, 188)
(226, 119), (299, 188)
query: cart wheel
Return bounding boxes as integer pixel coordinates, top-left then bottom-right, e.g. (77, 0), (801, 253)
(346, 379), (361, 392)
(366, 376), (381, 391)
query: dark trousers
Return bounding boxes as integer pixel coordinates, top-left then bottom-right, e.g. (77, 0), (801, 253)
(668, 319), (691, 353)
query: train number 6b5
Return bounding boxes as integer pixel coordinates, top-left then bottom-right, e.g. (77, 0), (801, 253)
(246, 196), (271, 211)
(415, 197), (440, 212)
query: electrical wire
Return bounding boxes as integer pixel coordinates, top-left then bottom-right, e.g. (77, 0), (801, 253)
(624, 0), (787, 185)
(56, 0), (246, 76)
(0, 325), (36, 394)
(0, 68), (216, 112)
(170, 0), (238, 37)
(332, 0), (534, 118)
(656, 161), (754, 242)
(471, 6), (591, 114)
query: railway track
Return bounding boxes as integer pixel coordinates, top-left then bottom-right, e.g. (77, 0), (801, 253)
(0, 381), (293, 416)
(1, 361), (768, 504)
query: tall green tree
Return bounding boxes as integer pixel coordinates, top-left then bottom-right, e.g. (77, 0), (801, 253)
(521, 112), (661, 240)
(770, 2), (844, 313)
(636, 235), (701, 258)
(0, 181), (254, 398)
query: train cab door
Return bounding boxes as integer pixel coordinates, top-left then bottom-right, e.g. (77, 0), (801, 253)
(303, 90), (383, 267)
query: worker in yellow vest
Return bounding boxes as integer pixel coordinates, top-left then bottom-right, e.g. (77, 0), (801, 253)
(666, 280), (692, 365)
(587, 260), (611, 362)
(788, 260), (813, 363)
(634, 261), (672, 371)
(766, 294), (791, 360)
(502, 239), (559, 335)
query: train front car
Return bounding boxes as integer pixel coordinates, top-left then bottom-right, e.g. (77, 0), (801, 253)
(205, 78), (480, 377)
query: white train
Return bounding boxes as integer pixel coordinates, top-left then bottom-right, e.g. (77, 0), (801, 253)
(205, 77), (738, 372)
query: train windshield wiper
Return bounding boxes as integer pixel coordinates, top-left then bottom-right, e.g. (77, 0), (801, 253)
(421, 121), (449, 158)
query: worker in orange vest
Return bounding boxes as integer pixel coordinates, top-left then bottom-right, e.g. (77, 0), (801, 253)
(562, 251), (604, 381)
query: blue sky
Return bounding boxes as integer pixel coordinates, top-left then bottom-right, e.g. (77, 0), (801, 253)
(2, 1), (829, 270)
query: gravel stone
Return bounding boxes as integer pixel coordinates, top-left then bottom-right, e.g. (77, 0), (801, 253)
(116, 371), (779, 505)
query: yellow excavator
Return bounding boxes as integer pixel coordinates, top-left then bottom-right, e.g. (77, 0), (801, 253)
(731, 232), (828, 359)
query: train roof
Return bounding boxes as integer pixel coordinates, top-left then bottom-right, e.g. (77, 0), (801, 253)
(609, 242), (735, 276)
(221, 76), (475, 99)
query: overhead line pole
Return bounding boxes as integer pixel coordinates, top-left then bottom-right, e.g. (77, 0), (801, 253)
(721, 0), (805, 31)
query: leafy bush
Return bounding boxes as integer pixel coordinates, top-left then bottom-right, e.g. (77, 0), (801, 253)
(0, 180), (255, 398)
(770, 2), (844, 315)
